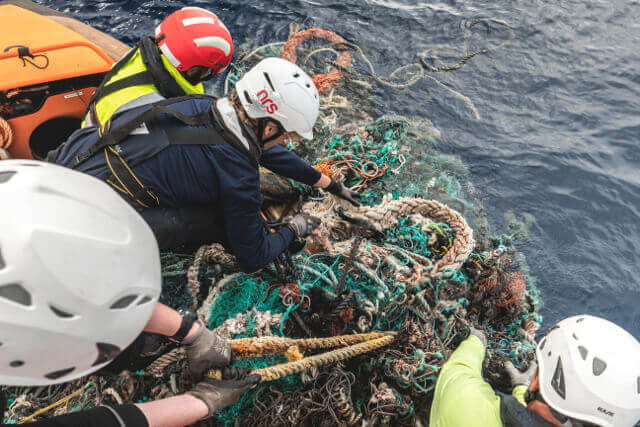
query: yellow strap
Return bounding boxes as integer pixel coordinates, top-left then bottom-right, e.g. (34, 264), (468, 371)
(18, 386), (85, 424)
(104, 147), (159, 209)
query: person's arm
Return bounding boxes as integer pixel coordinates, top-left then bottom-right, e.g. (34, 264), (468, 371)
(142, 303), (231, 380)
(259, 144), (322, 187)
(260, 145), (362, 206)
(440, 334), (486, 375)
(23, 404), (148, 427)
(143, 303), (199, 340)
(429, 335), (503, 426)
(217, 148), (294, 272)
(135, 395), (207, 427)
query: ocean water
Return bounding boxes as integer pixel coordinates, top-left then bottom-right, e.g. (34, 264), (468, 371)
(39, 0), (640, 339)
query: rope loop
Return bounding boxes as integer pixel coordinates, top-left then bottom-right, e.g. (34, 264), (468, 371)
(0, 116), (13, 149)
(282, 28), (353, 93)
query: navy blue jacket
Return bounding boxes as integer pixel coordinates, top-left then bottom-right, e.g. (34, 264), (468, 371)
(52, 97), (321, 272)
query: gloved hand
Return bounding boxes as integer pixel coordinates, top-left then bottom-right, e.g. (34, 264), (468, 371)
(188, 367), (261, 417)
(286, 213), (321, 238)
(326, 179), (361, 207)
(183, 320), (232, 380)
(505, 360), (538, 389)
(469, 325), (487, 347)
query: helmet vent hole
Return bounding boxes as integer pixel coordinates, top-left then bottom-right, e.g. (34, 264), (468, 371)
(263, 73), (276, 91)
(293, 73), (300, 78)
(45, 367), (75, 380)
(110, 295), (137, 310)
(49, 304), (76, 319)
(243, 91), (253, 104)
(576, 317), (584, 323)
(572, 333), (578, 340)
(10, 360), (24, 368)
(306, 84), (311, 88)
(92, 343), (122, 366)
(592, 357), (607, 376)
(137, 295), (154, 305)
(578, 345), (588, 360)
(0, 284), (32, 306)
(0, 171), (16, 183)
(551, 357), (566, 399)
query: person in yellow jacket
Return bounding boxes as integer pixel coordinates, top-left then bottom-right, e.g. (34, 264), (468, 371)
(83, 7), (233, 128)
(430, 316), (640, 427)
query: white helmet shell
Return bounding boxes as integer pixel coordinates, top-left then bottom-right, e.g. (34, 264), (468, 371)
(234, 57), (319, 139)
(0, 161), (161, 386)
(536, 315), (640, 427)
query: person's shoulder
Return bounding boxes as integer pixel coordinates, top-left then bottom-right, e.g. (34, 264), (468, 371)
(167, 95), (217, 114)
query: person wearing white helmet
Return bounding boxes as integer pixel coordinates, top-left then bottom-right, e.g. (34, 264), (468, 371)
(429, 316), (640, 427)
(49, 57), (360, 273)
(0, 161), (259, 426)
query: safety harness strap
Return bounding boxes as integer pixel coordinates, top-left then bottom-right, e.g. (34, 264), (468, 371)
(92, 72), (155, 101)
(69, 95), (215, 169)
(104, 146), (160, 209)
(87, 45), (139, 126)
(86, 37), (187, 127)
(138, 37), (186, 100)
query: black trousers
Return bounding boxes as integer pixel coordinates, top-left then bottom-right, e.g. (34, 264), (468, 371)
(139, 205), (229, 250)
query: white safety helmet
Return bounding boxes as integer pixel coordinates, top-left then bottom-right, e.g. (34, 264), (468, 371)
(234, 57), (319, 140)
(0, 161), (161, 386)
(536, 315), (640, 427)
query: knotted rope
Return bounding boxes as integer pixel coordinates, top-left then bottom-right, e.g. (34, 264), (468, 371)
(146, 332), (396, 382)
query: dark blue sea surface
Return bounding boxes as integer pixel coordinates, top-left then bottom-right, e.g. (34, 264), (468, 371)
(38, 0), (640, 339)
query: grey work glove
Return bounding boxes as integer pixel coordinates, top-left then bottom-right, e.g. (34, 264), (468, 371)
(188, 367), (261, 417)
(326, 179), (362, 207)
(286, 213), (321, 238)
(469, 325), (487, 347)
(183, 320), (232, 380)
(504, 360), (538, 389)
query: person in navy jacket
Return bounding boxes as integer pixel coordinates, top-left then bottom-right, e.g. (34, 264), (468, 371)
(50, 58), (359, 272)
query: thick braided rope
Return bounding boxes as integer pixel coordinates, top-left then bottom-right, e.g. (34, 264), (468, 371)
(202, 243), (236, 268)
(146, 332), (395, 377)
(242, 335), (395, 382)
(145, 348), (186, 377)
(230, 332), (395, 358)
(186, 246), (206, 311)
(356, 197), (474, 277)
(0, 116), (13, 149)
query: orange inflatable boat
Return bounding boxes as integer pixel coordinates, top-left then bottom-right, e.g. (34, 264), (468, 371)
(0, 0), (128, 159)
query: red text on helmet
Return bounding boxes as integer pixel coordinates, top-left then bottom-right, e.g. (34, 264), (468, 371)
(257, 90), (278, 114)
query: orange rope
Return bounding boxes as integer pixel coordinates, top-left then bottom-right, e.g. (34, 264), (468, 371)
(0, 116), (13, 149)
(313, 159), (335, 178)
(282, 28), (353, 93)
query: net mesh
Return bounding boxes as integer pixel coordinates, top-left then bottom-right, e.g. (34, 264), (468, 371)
(1, 21), (533, 426)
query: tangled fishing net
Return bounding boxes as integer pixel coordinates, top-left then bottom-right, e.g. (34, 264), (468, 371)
(1, 19), (538, 426)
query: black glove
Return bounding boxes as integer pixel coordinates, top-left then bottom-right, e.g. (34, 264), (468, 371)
(286, 213), (321, 238)
(187, 367), (261, 416)
(182, 320), (232, 380)
(326, 179), (361, 207)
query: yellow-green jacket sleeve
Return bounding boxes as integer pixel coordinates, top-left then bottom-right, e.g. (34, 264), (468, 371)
(429, 335), (503, 427)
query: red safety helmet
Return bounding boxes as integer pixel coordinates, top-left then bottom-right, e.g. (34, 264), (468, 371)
(155, 7), (233, 78)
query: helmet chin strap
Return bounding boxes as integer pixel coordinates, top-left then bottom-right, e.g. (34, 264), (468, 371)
(257, 118), (285, 146)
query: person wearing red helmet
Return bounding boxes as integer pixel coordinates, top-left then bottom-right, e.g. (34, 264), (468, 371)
(81, 7), (233, 129)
